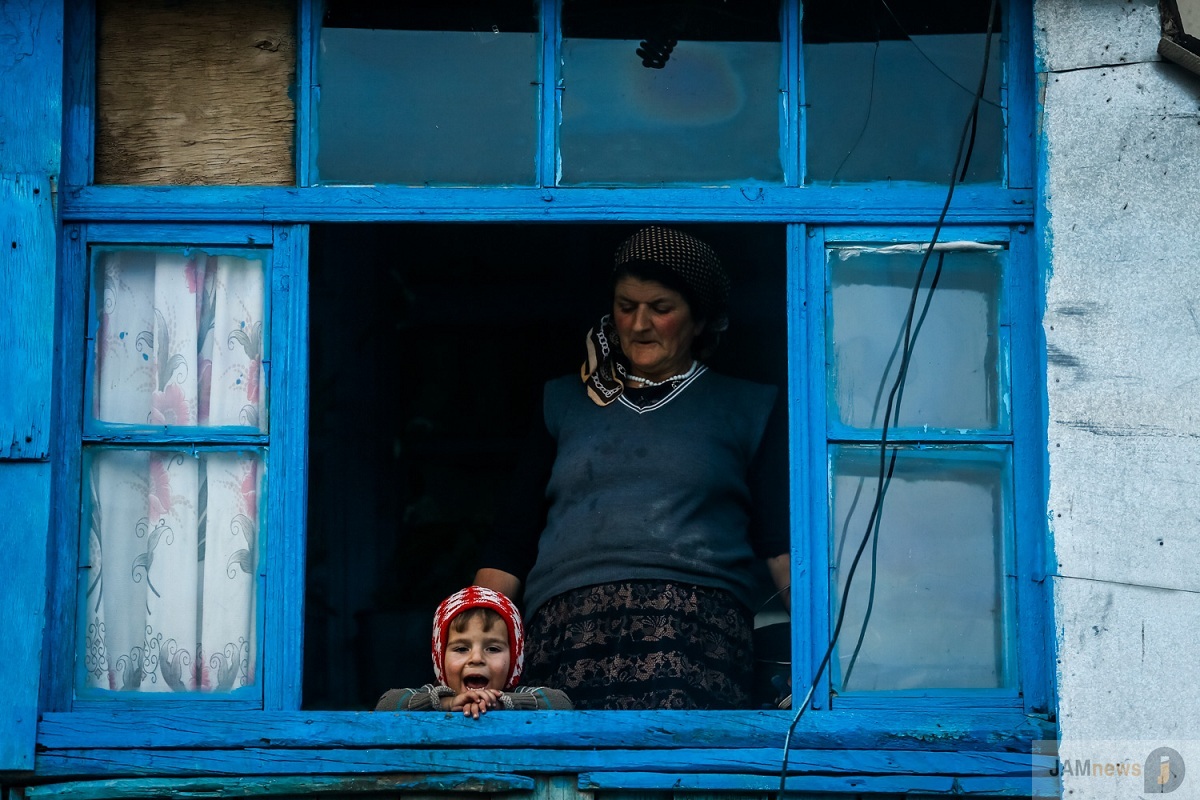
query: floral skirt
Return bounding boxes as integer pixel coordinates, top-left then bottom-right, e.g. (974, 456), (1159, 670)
(522, 580), (754, 710)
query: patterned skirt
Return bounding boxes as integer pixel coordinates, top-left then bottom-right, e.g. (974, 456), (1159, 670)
(521, 580), (754, 710)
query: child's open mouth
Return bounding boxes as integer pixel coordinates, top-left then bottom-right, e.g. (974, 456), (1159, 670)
(463, 675), (490, 690)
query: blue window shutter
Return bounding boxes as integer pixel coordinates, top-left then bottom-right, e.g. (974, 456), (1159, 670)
(0, 0), (62, 774)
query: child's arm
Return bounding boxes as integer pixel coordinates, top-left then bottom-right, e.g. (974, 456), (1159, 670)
(375, 684), (456, 711)
(498, 687), (573, 710)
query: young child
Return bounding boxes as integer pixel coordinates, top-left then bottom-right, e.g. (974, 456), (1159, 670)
(374, 586), (572, 717)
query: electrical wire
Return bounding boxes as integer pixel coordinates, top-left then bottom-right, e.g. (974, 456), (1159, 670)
(842, 251), (946, 686)
(828, 39), (881, 185)
(877, 0), (1003, 110)
(778, 0), (998, 792)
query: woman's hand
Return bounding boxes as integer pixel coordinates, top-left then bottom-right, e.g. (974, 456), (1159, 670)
(443, 688), (504, 719)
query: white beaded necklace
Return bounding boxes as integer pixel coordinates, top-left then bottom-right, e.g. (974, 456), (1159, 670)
(624, 360), (699, 388)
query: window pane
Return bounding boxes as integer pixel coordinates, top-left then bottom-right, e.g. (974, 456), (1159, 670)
(830, 446), (1011, 691)
(828, 242), (1005, 432)
(92, 249), (268, 431)
(316, 2), (539, 185)
(79, 448), (262, 694)
(803, 0), (1003, 184)
(559, 0), (782, 185)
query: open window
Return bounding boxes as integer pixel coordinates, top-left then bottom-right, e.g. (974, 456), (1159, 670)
(303, 222), (790, 710)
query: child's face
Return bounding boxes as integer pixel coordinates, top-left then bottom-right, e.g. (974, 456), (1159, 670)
(443, 615), (511, 693)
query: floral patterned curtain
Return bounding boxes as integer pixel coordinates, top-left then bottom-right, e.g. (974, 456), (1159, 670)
(81, 250), (265, 693)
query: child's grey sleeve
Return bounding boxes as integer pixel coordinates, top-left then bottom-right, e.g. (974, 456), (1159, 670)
(375, 684), (455, 711)
(501, 687), (574, 710)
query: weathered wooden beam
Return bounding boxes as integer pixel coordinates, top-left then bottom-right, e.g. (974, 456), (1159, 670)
(60, 185), (1038, 225)
(32, 747), (1057, 781)
(37, 709), (1052, 752)
(0, 0), (62, 777)
(22, 773), (535, 799)
(578, 772), (1060, 797)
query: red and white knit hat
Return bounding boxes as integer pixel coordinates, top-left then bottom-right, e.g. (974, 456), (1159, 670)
(432, 586), (525, 690)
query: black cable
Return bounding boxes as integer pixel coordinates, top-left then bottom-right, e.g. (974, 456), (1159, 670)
(843, 251), (946, 686)
(876, 0), (1003, 110)
(829, 38), (881, 185)
(778, 0), (998, 792)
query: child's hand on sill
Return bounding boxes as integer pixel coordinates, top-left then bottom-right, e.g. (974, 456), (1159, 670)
(443, 688), (504, 719)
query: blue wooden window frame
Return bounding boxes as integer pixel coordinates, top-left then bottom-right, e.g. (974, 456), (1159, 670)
(37, 0), (1054, 794)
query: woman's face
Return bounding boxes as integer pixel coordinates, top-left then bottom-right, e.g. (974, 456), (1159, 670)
(613, 276), (705, 382)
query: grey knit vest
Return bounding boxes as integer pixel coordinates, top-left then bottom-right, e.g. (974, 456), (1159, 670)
(523, 370), (777, 617)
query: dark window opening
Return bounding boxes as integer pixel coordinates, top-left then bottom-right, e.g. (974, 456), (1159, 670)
(304, 223), (788, 710)
(562, 0), (781, 42)
(322, 0), (538, 33)
(801, 0), (1003, 44)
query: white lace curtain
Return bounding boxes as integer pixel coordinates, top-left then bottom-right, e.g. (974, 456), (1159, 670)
(82, 250), (266, 693)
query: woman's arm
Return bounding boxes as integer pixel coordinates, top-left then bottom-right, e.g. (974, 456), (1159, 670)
(474, 398), (556, 594)
(472, 567), (522, 599)
(750, 390), (791, 614)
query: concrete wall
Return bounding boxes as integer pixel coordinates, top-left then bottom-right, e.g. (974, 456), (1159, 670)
(1036, 0), (1200, 795)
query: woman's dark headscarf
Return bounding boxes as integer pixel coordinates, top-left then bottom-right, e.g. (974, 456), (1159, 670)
(582, 226), (730, 406)
(612, 226), (730, 353)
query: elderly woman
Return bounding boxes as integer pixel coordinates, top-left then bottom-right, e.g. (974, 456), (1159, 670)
(474, 226), (789, 710)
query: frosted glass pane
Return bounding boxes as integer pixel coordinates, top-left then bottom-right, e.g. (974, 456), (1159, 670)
(805, 34), (1003, 184)
(80, 448), (262, 693)
(317, 29), (538, 185)
(828, 244), (1004, 431)
(560, 38), (782, 184)
(92, 249), (268, 431)
(830, 446), (1010, 691)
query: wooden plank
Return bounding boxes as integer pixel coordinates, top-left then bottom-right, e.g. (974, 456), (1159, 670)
(295, 0), (315, 187)
(0, 0), (62, 175)
(1008, 222), (1054, 717)
(84, 223), (274, 245)
(62, 0), (96, 186)
(0, 174), (56, 459)
(59, 185), (1038, 225)
(23, 773), (535, 799)
(591, 791), (664, 800)
(534, 775), (588, 800)
(94, 0), (295, 185)
(0, 0), (61, 777)
(536, 0), (560, 188)
(1005, 0), (1036, 190)
(0, 463), (52, 774)
(578, 772), (1060, 797)
(36, 709), (1053, 751)
(39, 225), (87, 714)
(263, 224), (309, 710)
(32, 748), (1057, 780)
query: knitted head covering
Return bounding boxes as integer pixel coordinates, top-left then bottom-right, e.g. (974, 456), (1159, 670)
(431, 587), (524, 690)
(612, 226), (730, 327)
(583, 226), (729, 406)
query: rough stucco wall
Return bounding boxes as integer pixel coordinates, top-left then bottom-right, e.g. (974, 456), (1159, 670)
(1036, 0), (1200, 795)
